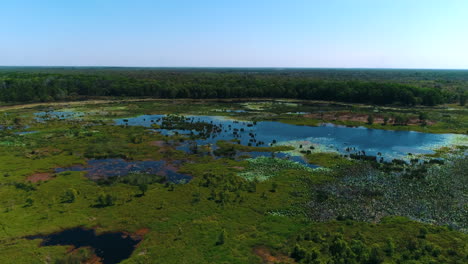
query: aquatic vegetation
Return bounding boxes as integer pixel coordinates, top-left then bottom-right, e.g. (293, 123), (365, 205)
(304, 155), (468, 231)
(34, 111), (85, 122)
(239, 157), (314, 181)
(304, 152), (353, 167)
(241, 102), (274, 111)
(214, 140), (293, 157)
(160, 114), (216, 136)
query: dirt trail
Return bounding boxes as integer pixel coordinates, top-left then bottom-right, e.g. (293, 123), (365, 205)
(0, 99), (160, 112)
(1, 97), (444, 112)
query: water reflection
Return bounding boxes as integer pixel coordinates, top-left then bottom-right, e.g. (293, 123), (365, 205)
(115, 114), (460, 161)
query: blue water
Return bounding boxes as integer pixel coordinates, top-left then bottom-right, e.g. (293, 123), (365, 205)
(14, 131), (37, 135)
(115, 115), (462, 161)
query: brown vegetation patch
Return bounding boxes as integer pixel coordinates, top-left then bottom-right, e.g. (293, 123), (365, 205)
(84, 255), (103, 264)
(25, 147), (62, 158)
(253, 246), (295, 264)
(164, 163), (180, 172)
(134, 228), (150, 236)
(305, 112), (435, 126)
(149, 140), (166, 147)
(126, 228), (150, 244)
(66, 247), (103, 264)
(27, 172), (54, 183)
(156, 163), (180, 177)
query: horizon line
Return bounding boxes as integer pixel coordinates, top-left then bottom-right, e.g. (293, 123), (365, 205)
(1, 65), (468, 71)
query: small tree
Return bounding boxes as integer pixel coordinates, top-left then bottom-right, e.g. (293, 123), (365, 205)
(394, 114), (408, 125)
(329, 236), (347, 257)
(270, 182), (278, 192)
(24, 198), (34, 208)
(368, 246), (384, 264)
(167, 183), (175, 191)
(174, 226), (183, 241)
(384, 239), (395, 256)
(130, 135), (143, 144)
(13, 117), (22, 127)
(419, 112), (428, 121)
(418, 227), (428, 239)
(104, 194), (115, 206)
(460, 93), (466, 106)
(304, 248), (320, 264)
(419, 112), (428, 126)
(291, 244), (307, 261)
(95, 193), (115, 207)
(61, 188), (78, 203)
(383, 116), (389, 125)
(191, 191), (201, 204)
(216, 229), (226, 245)
(138, 183), (148, 196)
(367, 114), (374, 125)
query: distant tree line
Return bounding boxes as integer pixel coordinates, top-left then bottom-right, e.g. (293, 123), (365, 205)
(0, 71), (458, 105)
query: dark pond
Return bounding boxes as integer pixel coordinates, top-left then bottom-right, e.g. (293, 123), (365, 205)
(25, 227), (140, 264)
(56, 158), (192, 183)
(115, 114), (463, 162)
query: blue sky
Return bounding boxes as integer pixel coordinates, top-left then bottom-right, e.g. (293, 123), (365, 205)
(1, 0), (467, 68)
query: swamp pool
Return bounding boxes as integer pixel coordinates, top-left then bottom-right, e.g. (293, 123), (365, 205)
(115, 114), (465, 162)
(25, 227), (140, 264)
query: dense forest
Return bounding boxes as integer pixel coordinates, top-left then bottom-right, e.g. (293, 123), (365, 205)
(0, 68), (467, 105)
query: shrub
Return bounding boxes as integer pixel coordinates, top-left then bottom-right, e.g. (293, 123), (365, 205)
(384, 239), (395, 256)
(23, 198), (34, 208)
(367, 114), (374, 124)
(291, 244), (307, 261)
(14, 182), (36, 192)
(61, 188), (78, 203)
(215, 229), (226, 245)
(95, 193), (115, 207)
(138, 183), (148, 196)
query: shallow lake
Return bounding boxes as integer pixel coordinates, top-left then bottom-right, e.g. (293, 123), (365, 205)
(115, 114), (465, 162)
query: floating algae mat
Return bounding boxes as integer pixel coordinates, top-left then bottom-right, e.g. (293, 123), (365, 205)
(25, 227), (141, 264)
(56, 158), (192, 183)
(34, 111), (85, 121)
(115, 114), (466, 162)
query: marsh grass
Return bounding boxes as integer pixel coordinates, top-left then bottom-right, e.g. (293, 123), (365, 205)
(0, 100), (466, 263)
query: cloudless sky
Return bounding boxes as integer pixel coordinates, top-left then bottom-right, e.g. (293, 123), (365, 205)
(1, 0), (467, 68)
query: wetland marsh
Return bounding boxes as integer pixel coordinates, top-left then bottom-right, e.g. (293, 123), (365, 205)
(0, 99), (467, 264)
